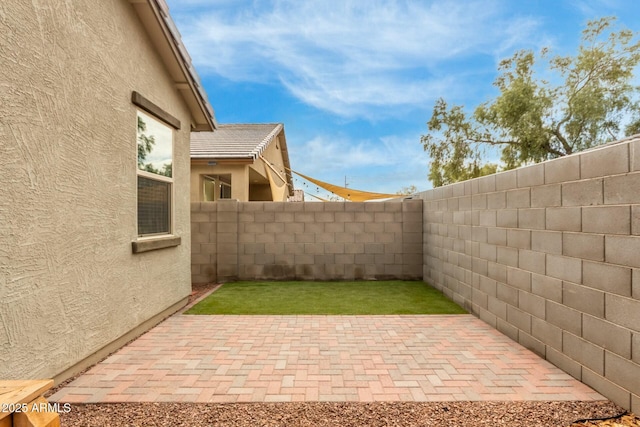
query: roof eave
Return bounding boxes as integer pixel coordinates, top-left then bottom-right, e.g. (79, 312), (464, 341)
(129, 0), (217, 131)
(275, 126), (294, 197)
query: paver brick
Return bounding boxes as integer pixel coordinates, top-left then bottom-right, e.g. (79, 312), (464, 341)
(49, 314), (603, 404)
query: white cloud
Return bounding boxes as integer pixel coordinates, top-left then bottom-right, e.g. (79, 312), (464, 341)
(568, 0), (623, 17)
(169, 0), (542, 118)
(290, 135), (395, 175)
(289, 131), (432, 194)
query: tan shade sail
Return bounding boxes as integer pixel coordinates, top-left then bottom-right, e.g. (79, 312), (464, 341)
(260, 156), (289, 201)
(264, 166), (287, 201)
(293, 170), (401, 202)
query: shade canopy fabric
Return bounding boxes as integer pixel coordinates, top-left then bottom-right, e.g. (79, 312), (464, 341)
(293, 170), (401, 202)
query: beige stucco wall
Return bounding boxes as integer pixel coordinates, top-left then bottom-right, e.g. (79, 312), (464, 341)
(191, 163), (249, 201)
(0, 0), (193, 380)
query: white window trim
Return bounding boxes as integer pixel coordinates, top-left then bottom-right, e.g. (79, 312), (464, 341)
(132, 92), (181, 252)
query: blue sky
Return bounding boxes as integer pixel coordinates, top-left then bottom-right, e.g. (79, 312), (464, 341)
(165, 0), (640, 198)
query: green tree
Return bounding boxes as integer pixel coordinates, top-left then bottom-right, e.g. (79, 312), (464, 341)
(137, 116), (172, 177)
(422, 17), (640, 187)
(137, 116), (155, 169)
(396, 185), (418, 195)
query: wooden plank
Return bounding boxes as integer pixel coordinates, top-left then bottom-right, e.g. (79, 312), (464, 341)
(0, 414), (12, 427)
(0, 381), (54, 421)
(0, 380), (54, 406)
(131, 91), (181, 129)
(12, 397), (60, 427)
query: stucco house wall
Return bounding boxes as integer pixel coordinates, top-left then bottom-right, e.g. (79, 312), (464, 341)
(191, 163), (250, 202)
(0, 0), (212, 382)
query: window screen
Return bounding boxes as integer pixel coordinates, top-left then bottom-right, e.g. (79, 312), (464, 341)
(137, 176), (171, 235)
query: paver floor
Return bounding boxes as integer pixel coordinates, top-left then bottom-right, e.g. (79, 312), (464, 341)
(49, 314), (605, 404)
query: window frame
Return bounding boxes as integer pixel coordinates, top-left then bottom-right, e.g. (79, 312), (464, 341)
(202, 174), (232, 201)
(131, 92), (182, 253)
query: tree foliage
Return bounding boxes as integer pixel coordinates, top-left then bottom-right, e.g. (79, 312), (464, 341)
(396, 185), (418, 195)
(137, 116), (155, 169)
(422, 17), (640, 187)
(137, 116), (172, 177)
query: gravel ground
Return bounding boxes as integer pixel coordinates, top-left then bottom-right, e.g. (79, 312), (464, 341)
(58, 401), (632, 427)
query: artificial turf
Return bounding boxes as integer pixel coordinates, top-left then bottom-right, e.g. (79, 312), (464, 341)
(185, 280), (467, 315)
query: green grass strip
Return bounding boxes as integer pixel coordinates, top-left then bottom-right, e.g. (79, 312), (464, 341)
(185, 281), (467, 315)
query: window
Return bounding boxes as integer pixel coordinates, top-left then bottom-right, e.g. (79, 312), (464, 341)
(202, 174), (232, 201)
(137, 110), (173, 236)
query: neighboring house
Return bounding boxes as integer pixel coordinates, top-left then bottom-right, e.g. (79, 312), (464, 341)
(0, 0), (216, 383)
(191, 124), (294, 202)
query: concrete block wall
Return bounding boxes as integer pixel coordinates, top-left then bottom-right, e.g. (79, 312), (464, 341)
(416, 136), (640, 411)
(191, 199), (423, 283)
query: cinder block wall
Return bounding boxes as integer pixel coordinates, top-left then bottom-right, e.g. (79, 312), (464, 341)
(191, 199), (423, 283)
(416, 136), (640, 411)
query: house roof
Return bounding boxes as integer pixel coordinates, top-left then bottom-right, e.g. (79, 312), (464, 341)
(191, 123), (294, 197)
(191, 123), (284, 159)
(130, 0), (217, 131)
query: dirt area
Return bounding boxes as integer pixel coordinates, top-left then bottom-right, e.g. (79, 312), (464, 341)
(58, 401), (634, 427)
(187, 282), (222, 307)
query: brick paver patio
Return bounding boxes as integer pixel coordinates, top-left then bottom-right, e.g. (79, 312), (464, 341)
(49, 314), (604, 404)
